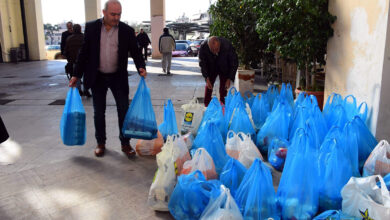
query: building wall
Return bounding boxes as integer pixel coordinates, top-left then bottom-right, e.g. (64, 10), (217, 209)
(24, 0), (46, 60)
(326, 0), (390, 135)
(0, 0), (25, 62)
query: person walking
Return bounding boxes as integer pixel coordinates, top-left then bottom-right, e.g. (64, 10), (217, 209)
(136, 29), (151, 61)
(60, 21), (73, 58)
(69, 0), (146, 158)
(158, 28), (175, 75)
(0, 116), (9, 144)
(198, 36), (238, 106)
(65, 24), (91, 97)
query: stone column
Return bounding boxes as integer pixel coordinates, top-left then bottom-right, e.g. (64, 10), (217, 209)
(24, 0), (46, 60)
(84, 0), (101, 22)
(150, 0), (165, 59)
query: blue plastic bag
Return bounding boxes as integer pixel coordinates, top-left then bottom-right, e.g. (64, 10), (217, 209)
(267, 85), (279, 109)
(378, 173), (390, 190)
(277, 127), (319, 220)
(158, 99), (178, 140)
(225, 92), (245, 129)
(268, 138), (289, 171)
(235, 158), (280, 220)
(122, 77), (157, 140)
(198, 97), (227, 141)
(318, 127), (353, 211)
(244, 91), (255, 108)
(192, 121), (230, 174)
(229, 104), (256, 142)
(313, 210), (360, 220)
(225, 87), (238, 111)
(168, 171), (222, 220)
(343, 95), (368, 123)
(60, 87), (86, 146)
(278, 83), (294, 109)
(344, 116), (378, 172)
(251, 93), (271, 130)
(256, 101), (292, 155)
(220, 158), (247, 197)
(323, 93), (343, 122)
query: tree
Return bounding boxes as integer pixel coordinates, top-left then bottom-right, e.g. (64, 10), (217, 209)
(256, 0), (336, 90)
(209, 0), (268, 69)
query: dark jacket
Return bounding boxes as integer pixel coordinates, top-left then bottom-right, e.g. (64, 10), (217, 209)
(65, 33), (84, 63)
(61, 30), (72, 55)
(136, 32), (151, 47)
(198, 37), (238, 82)
(0, 116), (9, 144)
(73, 19), (145, 91)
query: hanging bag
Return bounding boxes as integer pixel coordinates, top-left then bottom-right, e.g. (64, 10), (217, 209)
(158, 99), (178, 140)
(60, 87), (86, 146)
(122, 77), (157, 140)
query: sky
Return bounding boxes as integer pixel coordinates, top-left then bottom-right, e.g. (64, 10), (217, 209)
(41, 0), (215, 25)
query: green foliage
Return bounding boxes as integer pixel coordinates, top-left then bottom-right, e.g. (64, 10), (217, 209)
(209, 0), (268, 69)
(256, 0), (336, 89)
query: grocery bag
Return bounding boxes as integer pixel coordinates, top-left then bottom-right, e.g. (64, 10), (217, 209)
(341, 175), (390, 219)
(243, 91), (255, 108)
(122, 77), (157, 140)
(235, 158), (280, 220)
(158, 99), (178, 140)
(229, 104), (256, 142)
(220, 158), (247, 197)
(192, 121), (230, 174)
(135, 130), (164, 156)
(198, 97), (227, 141)
(363, 140), (390, 177)
(313, 210), (360, 220)
(200, 185), (243, 220)
(225, 131), (263, 168)
(181, 148), (218, 180)
(168, 171), (222, 220)
(180, 98), (206, 136)
(267, 138), (288, 171)
(60, 87), (86, 146)
(251, 93), (270, 130)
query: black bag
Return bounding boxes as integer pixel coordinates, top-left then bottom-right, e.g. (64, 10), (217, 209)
(0, 116), (9, 143)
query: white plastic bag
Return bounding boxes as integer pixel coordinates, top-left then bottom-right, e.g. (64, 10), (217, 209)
(181, 148), (218, 180)
(226, 131), (263, 168)
(147, 135), (191, 211)
(200, 185), (243, 220)
(363, 140), (390, 177)
(181, 98), (206, 136)
(147, 137), (177, 211)
(341, 175), (390, 219)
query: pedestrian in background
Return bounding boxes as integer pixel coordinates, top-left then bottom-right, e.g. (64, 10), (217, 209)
(69, 0), (146, 158)
(136, 29), (151, 61)
(159, 28), (175, 75)
(60, 21), (73, 58)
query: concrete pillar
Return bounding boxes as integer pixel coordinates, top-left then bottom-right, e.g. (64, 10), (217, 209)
(325, 0), (389, 138)
(150, 0), (165, 59)
(0, 0), (24, 62)
(376, 6), (390, 141)
(23, 0), (46, 60)
(84, 0), (101, 22)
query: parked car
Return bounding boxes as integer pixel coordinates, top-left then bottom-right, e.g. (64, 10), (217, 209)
(175, 40), (192, 45)
(189, 39), (204, 56)
(45, 45), (63, 60)
(172, 43), (193, 57)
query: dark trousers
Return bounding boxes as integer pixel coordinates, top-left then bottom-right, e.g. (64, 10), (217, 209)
(204, 73), (228, 107)
(0, 116), (9, 144)
(141, 45), (148, 60)
(91, 72), (130, 146)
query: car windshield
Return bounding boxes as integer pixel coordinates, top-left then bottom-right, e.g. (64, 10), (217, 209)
(176, 43), (188, 51)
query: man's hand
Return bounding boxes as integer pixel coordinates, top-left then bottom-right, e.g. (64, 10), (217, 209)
(139, 68), (147, 77)
(206, 78), (213, 90)
(69, 76), (78, 87)
(225, 79), (231, 89)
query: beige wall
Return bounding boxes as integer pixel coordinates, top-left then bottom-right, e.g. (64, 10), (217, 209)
(85, 0), (101, 22)
(0, 0), (25, 62)
(326, 0), (389, 135)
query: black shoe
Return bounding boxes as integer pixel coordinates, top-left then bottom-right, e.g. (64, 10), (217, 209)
(167, 71), (171, 75)
(84, 90), (92, 97)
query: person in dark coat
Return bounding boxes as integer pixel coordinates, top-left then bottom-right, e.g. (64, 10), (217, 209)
(60, 21), (73, 57)
(198, 36), (238, 106)
(0, 116), (9, 144)
(69, 0), (146, 158)
(136, 29), (151, 61)
(65, 24), (91, 97)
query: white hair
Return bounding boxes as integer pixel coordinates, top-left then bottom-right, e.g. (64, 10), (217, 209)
(104, 0), (121, 11)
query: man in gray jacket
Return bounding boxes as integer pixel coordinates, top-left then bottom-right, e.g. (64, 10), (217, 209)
(158, 28), (175, 75)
